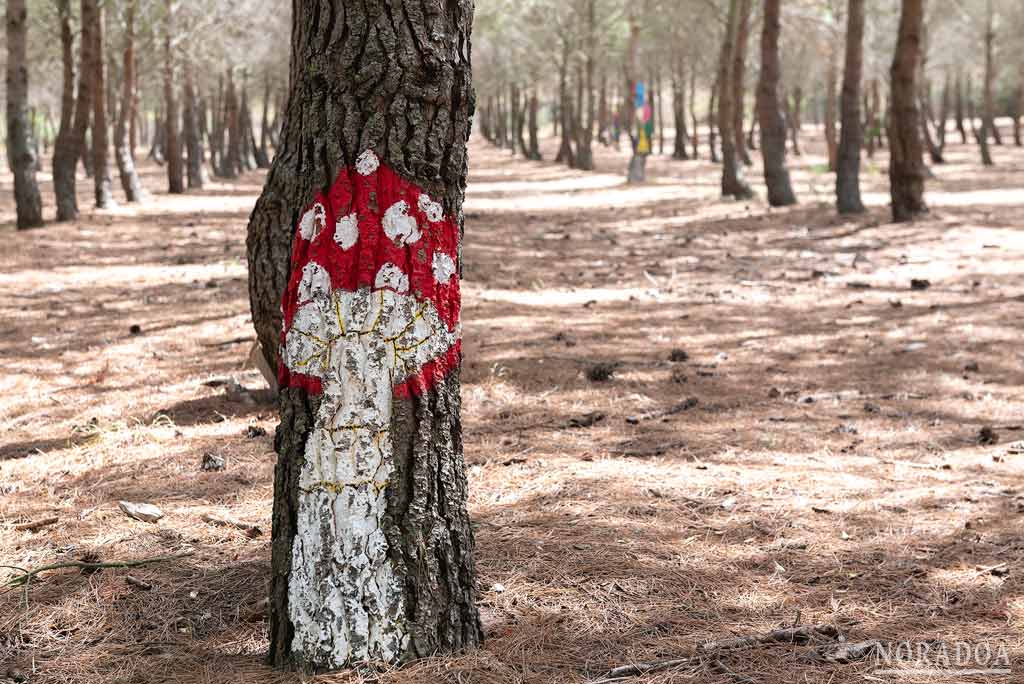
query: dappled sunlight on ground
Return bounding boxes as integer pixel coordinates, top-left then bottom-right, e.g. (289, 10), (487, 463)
(1, 130), (1022, 683)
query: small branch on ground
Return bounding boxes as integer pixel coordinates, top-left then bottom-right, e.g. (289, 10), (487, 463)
(599, 624), (841, 680)
(13, 516), (59, 532)
(3, 551), (194, 588)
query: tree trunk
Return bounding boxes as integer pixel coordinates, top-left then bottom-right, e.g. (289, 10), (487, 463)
(937, 70), (949, 154)
(53, 0), (85, 221)
(717, 0), (754, 199)
(954, 70), (968, 144)
(1013, 81), (1023, 147)
(6, 0), (44, 229)
(223, 69), (241, 178)
(240, 77), (258, 170)
(256, 73), (272, 168)
(555, 42), (575, 167)
(183, 57), (205, 189)
(163, 0), (184, 193)
(708, 81), (719, 163)
(824, 42), (839, 173)
(671, 53), (689, 160)
(114, 0), (142, 202)
(90, 0), (114, 208)
(790, 85), (803, 156)
(245, 0), (482, 670)
(689, 67), (700, 159)
(576, 0), (596, 171)
(889, 0), (927, 222)
(836, 0), (865, 214)
(756, 0), (796, 207)
(625, 11), (647, 182)
(527, 91), (542, 160)
(597, 73), (609, 144)
(733, 0), (753, 167)
(980, 0), (995, 166)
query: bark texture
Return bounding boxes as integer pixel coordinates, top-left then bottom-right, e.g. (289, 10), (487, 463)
(836, 0), (865, 214)
(6, 0), (44, 229)
(889, 0), (927, 222)
(717, 0), (753, 199)
(755, 0), (796, 207)
(90, 3), (114, 208)
(164, 0), (184, 193)
(246, 0), (481, 670)
(53, 0), (81, 222)
(114, 0), (142, 202)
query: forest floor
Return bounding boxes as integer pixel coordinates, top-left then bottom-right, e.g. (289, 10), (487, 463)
(1, 131), (1023, 684)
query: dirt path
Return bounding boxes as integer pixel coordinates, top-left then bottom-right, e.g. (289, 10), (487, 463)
(1, 136), (1022, 683)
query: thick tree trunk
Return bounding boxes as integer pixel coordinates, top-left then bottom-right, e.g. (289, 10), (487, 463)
(717, 0), (754, 199)
(183, 57), (205, 189)
(980, 0), (995, 166)
(555, 44), (575, 167)
(576, 0), (596, 171)
(889, 0), (927, 222)
(836, 0), (865, 214)
(114, 0), (142, 202)
(756, 0), (796, 207)
(245, 0), (481, 670)
(163, 0), (184, 193)
(53, 0), (83, 222)
(6, 0), (44, 229)
(90, 0), (114, 208)
(733, 0), (753, 167)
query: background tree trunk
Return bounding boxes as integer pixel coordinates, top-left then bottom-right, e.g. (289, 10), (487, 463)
(527, 91), (542, 160)
(114, 0), (142, 202)
(246, 0), (482, 670)
(825, 44), (839, 173)
(836, 0), (865, 214)
(625, 12), (647, 182)
(733, 0), (753, 167)
(6, 0), (44, 229)
(689, 67), (700, 159)
(789, 85), (803, 155)
(90, 0), (114, 208)
(163, 0), (184, 193)
(671, 53), (690, 161)
(889, 0), (927, 222)
(256, 73), (272, 168)
(183, 56), (205, 189)
(223, 69), (241, 178)
(979, 0), (995, 166)
(52, 0), (82, 222)
(954, 70), (968, 144)
(717, 0), (753, 199)
(756, 0), (796, 207)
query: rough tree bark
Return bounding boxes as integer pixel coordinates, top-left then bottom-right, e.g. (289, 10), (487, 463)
(717, 0), (754, 199)
(245, 1), (482, 669)
(163, 0), (184, 193)
(836, 0), (865, 214)
(6, 0), (44, 229)
(889, 0), (927, 222)
(53, 0), (84, 222)
(755, 0), (796, 207)
(183, 56), (205, 189)
(114, 0), (142, 202)
(90, 0), (114, 208)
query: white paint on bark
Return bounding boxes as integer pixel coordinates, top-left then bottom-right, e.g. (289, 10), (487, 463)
(282, 263), (458, 666)
(417, 193), (444, 223)
(299, 203), (327, 241)
(334, 213), (359, 250)
(432, 252), (456, 284)
(382, 201), (421, 245)
(355, 150), (380, 176)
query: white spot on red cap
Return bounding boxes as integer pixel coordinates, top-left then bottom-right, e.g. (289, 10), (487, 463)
(355, 150), (380, 176)
(298, 261), (332, 303)
(299, 203), (327, 241)
(374, 263), (409, 293)
(418, 194), (444, 223)
(432, 252), (456, 284)
(382, 201), (421, 245)
(334, 213), (359, 250)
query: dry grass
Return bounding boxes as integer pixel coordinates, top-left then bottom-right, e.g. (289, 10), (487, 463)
(1, 130), (1023, 684)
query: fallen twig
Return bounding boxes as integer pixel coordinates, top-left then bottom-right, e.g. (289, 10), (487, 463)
(14, 516), (59, 532)
(200, 512), (262, 538)
(600, 624), (841, 680)
(3, 551), (194, 588)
